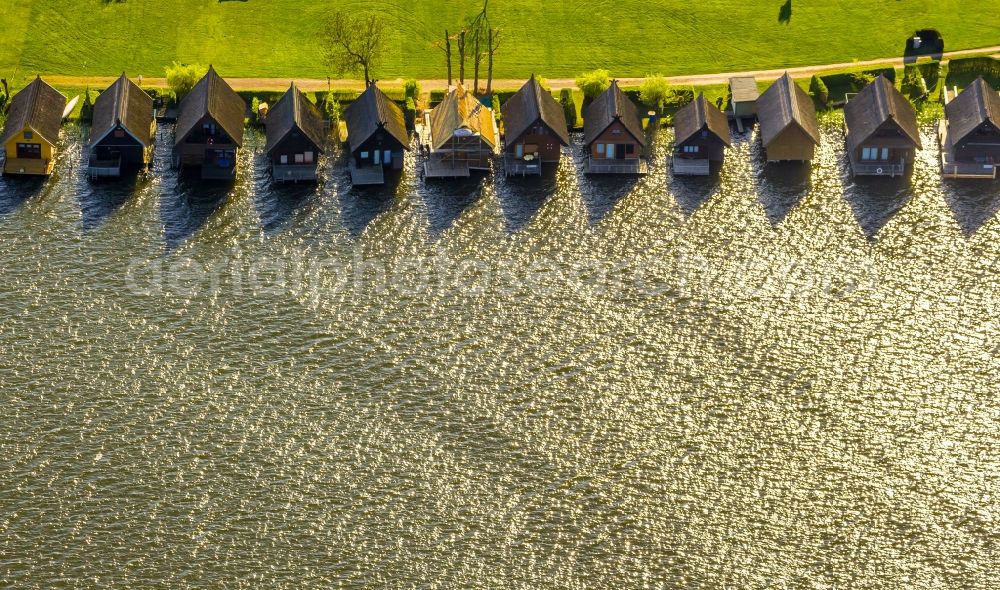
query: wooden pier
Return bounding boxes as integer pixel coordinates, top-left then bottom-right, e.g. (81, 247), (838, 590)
(348, 160), (385, 185)
(671, 156), (711, 176)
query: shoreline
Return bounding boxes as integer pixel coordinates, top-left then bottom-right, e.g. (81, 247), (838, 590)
(34, 45), (1000, 94)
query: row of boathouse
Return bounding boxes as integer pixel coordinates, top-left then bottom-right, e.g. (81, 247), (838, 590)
(2, 69), (999, 183)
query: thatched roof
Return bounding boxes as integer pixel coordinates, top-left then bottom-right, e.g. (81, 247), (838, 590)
(844, 75), (921, 153)
(0, 76), (67, 147)
(757, 73), (820, 147)
(90, 74), (154, 148)
(729, 77), (760, 103)
(583, 81), (645, 147)
(501, 75), (569, 146)
(429, 85), (497, 150)
(265, 83), (327, 155)
(174, 66), (246, 147)
(674, 93), (731, 147)
(343, 83), (409, 153)
(945, 77), (1000, 144)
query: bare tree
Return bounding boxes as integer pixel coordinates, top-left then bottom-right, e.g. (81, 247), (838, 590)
(486, 28), (500, 96)
(466, 0), (492, 94)
(323, 11), (387, 87)
(432, 30), (453, 86)
(457, 30), (467, 85)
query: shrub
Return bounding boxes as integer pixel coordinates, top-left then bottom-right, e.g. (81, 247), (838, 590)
(79, 88), (95, 121)
(575, 69), (611, 101)
(809, 74), (829, 106)
(559, 88), (577, 129)
(901, 65), (927, 100)
(639, 75), (672, 112)
(536, 76), (551, 92)
(403, 79), (420, 101)
(324, 91), (341, 121)
(165, 62), (208, 102)
(850, 71), (876, 90)
(250, 96), (261, 124)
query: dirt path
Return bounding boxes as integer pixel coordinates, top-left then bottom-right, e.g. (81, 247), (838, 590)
(43, 46), (1000, 93)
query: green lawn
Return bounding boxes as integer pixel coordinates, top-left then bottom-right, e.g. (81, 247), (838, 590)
(1, 1), (998, 86)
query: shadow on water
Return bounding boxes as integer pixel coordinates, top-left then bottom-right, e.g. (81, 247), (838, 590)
(251, 150), (323, 236)
(668, 168), (721, 218)
(418, 173), (486, 236)
(0, 175), (46, 217)
(942, 179), (1000, 237)
(339, 170), (404, 238)
(160, 175), (233, 250)
(842, 174), (913, 238)
(755, 161), (811, 225)
(493, 165), (559, 233)
(76, 171), (146, 231)
(579, 172), (639, 224)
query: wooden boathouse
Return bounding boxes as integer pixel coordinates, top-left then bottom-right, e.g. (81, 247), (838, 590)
(583, 81), (647, 174)
(1, 77), (67, 176)
(500, 75), (569, 176)
(729, 76), (759, 123)
(343, 83), (409, 185)
(756, 73), (821, 163)
(264, 83), (326, 183)
(421, 84), (498, 178)
(939, 77), (1000, 179)
(844, 75), (921, 178)
(173, 67), (246, 180)
(88, 74), (155, 179)
(672, 92), (731, 176)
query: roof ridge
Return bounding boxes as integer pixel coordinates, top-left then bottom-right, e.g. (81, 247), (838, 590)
(290, 83), (302, 132)
(25, 77), (42, 134)
(974, 78), (997, 124)
(779, 75), (794, 128)
(116, 74), (129, 125)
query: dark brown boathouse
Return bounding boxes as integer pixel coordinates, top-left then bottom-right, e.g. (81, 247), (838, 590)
(756, 73), (820, 163)
(173, 67), (246, 180)
(265, 83), (326, 183)
(844, 75), (921, 177)
(88, 74), (155, 178)
(672, 92), (731, 176)
(500, 75), (569, 176)
(343, 83), (409, 185)
(583, 81), (647, 174)
(939, 77), (1000, 179)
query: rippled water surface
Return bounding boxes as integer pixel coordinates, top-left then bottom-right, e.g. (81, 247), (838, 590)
(1, 114), (998, 588)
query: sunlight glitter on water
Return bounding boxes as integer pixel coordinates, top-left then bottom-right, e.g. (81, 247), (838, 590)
(0, 113), (998, 588)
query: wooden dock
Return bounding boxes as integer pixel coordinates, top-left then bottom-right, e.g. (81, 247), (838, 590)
(424, 160), (471, 178)
(349, 161), (385, 185)
(671, 156), (711, 176)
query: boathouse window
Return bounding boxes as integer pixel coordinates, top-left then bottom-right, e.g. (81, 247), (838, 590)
(280, 155), (288, 164)
(683, 145), (699, 153)
(516, 144), (524, 158)
(881, 148), (889, 160)
(360, 151), (369, 160)
(114, 129), (125, 138)
(595, 143), (604, 157)
(23, 131), (33, 140)
(16, 143), (41, 159)
(304, 152), (314, 164)
(294, 153), (304, 164)
(862, 147), (876, 160)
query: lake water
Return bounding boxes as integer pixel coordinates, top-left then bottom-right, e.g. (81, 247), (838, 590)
(1, 112), (998, 588)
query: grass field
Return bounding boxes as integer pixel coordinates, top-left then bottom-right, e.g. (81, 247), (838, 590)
(0, 1), (998, 87)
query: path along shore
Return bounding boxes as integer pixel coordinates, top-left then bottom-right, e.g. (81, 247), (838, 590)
(41, 45), (1000, 93)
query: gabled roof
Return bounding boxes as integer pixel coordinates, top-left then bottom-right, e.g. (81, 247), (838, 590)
(674, 93), (731, 147)
(429, 84), (497, 150)
(945, 77), (1000, 144)
(343, 83), (409, 153)
(583, 80), (646, 147)
(501, 75), (570, 146)
(174, 66), (246, 147)
(844, 75), (921, 153)
(0, 76), (67, 147)
(729, 77), (760, 103)
(90, 74), (154, 149)
(265, 83), (327, 155)
(757, 73), (820, 147)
